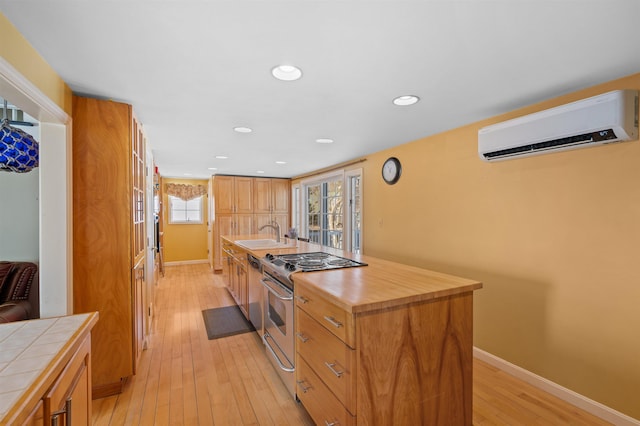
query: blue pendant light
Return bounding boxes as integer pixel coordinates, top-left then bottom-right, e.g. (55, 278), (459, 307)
(0, 100), (39, 173)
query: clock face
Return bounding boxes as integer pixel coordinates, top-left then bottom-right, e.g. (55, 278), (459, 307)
(382, 157), (401, 185)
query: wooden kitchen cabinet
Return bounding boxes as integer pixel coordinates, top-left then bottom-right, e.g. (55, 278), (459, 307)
(222, 242), (249, 319)
(295, 281), (474, 425)
(254, 177), (290, 235)
(1, 314), (98, 426)
(43, 335), (92, 426)
(211, 175), (290, 272)
(215, 175), (253, 214)
(72, 96), (147, 398)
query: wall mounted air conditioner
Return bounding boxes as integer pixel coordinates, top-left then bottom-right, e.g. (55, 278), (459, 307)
(478, 89), (639, 162)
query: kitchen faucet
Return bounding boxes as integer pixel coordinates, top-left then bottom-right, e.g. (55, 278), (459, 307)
(258, 220), (281, 242)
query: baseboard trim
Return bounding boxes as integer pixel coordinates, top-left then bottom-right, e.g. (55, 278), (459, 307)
(473, 347), (640, 426)
(164, 259), (209, 266)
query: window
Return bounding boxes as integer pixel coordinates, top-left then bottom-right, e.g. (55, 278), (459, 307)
(291, 184), (301, 236)
(345, 171), (362, 254)
(169, 195), (203, 224)
(298, 168), (362, 253)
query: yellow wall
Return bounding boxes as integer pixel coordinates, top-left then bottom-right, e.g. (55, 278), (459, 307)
(162, 178), (209, 263)
(0, 13), (72, 115)
(357, 73), (640, 418)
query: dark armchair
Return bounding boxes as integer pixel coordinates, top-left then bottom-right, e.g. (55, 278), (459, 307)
(0, 261), (39, 323)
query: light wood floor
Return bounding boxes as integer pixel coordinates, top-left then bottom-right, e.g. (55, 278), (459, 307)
(93, 263), (611, 425)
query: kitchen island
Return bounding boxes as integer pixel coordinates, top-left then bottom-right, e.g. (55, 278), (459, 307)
(221, 235), (482, 425)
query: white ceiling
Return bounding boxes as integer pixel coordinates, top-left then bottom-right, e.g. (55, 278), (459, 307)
(1, 1), (638, 179)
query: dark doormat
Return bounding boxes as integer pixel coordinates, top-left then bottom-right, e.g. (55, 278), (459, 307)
(202, 305), (255, 340)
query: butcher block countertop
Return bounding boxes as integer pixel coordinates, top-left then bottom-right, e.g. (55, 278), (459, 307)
(223, 234), (482, 314)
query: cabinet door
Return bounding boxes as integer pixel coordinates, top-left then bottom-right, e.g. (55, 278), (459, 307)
(215, 215), (234, 270)
(44, 337), (91, 426)
(235, 177), (254, 214)
(132, 260), (145, 373)
(271, 179), (290, 214)
(236, 214), (253, 235)
(272, 213), (289, 236)
(253, 178), (272, 213)
(215, 176), (235, 213)
(238, 261), (249, 319)
(254, 214), (273, 235)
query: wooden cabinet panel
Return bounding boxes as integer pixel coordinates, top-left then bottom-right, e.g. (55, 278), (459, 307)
(23, 400), (43, 426)
(296, 357), (356, 426)
(235, 177), (254, 213)
(236, 214), (254, 235)
(44, 335), (91, 426)
(295, 280), (475, 426)
(72, 96), (145, 398)
(132, 259), (145, 373)
(296, 284), (355, 347)
(297, 309), (356, 414)
(271, 179), (290, 214)
(356, 293), (473, 425)
(214, 176), (235, 214)
(253, 178), (272, 213)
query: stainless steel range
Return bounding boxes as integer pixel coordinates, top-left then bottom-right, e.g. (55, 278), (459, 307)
(262, 252), (367, 289)
(260, 252), (367, 398)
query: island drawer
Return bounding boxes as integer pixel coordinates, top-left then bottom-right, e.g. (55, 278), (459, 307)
(297, 308), (356, 413)
(295, 283), (355, 347)
(296, 356), (356, 426)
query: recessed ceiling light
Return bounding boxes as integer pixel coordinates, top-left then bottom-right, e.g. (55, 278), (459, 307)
(215, 155), (228, 159)
(272, 65), (302, 81)
(234, 126), (253, 133)
(184, 173), (192, 176)
(208, 167), (217, 170)
(316, 138), (334, 144)
(275, 161), (287, 165)
(393, 95), (420, 106)
(256, 170), (265, 174)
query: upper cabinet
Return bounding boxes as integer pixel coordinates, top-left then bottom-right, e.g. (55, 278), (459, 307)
(72, 96), (146, 398)
(254, 178), (290, 214)
(215, 175), (253, 214)
(211, 176), (290, 271)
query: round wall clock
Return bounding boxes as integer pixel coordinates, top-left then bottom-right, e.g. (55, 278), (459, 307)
(382, 157), (402, 185)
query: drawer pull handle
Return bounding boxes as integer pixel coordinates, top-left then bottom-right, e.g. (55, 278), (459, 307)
(295, 295), (309, 304)
(323, 316), (343, 328)
(324, 420), (339, 426)
(297, 379), (312, 393)
(296, 332), (309, 343)
(324, 361), (344, 378)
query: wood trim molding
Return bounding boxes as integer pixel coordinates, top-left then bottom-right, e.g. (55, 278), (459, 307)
(0, 56), (69, 124)
(473, 347), (640, 426)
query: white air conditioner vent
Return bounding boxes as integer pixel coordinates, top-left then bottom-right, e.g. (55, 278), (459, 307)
(478, 89), (639, 161)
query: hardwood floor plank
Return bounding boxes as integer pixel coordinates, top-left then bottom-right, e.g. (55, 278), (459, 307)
(92, 263), (613, 426)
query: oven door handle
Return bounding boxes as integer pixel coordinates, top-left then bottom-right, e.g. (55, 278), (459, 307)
(263, 332), (295, 372)
(261, 277), (293, 301)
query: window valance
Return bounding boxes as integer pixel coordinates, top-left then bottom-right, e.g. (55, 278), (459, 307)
(165, 183), (207, 201)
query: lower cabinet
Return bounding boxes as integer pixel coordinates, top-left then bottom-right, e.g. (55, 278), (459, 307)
(223, 243), (249, 319)
(19, 332), (93, 426)
(43, 334), (91, 426)
(295, 282), (474, 425)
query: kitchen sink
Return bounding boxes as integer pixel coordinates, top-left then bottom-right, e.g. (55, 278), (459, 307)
(235, 239), (295, 250)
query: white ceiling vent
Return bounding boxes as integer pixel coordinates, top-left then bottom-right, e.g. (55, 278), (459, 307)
(478, 89), (639, 162)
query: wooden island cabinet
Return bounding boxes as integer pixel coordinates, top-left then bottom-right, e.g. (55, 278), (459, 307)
(219, 236), (482, 425)
(72, 96), (147, 398)
(292, 257), (481, 425)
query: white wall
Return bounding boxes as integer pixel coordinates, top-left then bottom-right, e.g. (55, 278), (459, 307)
(0, 168), (39, 261)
